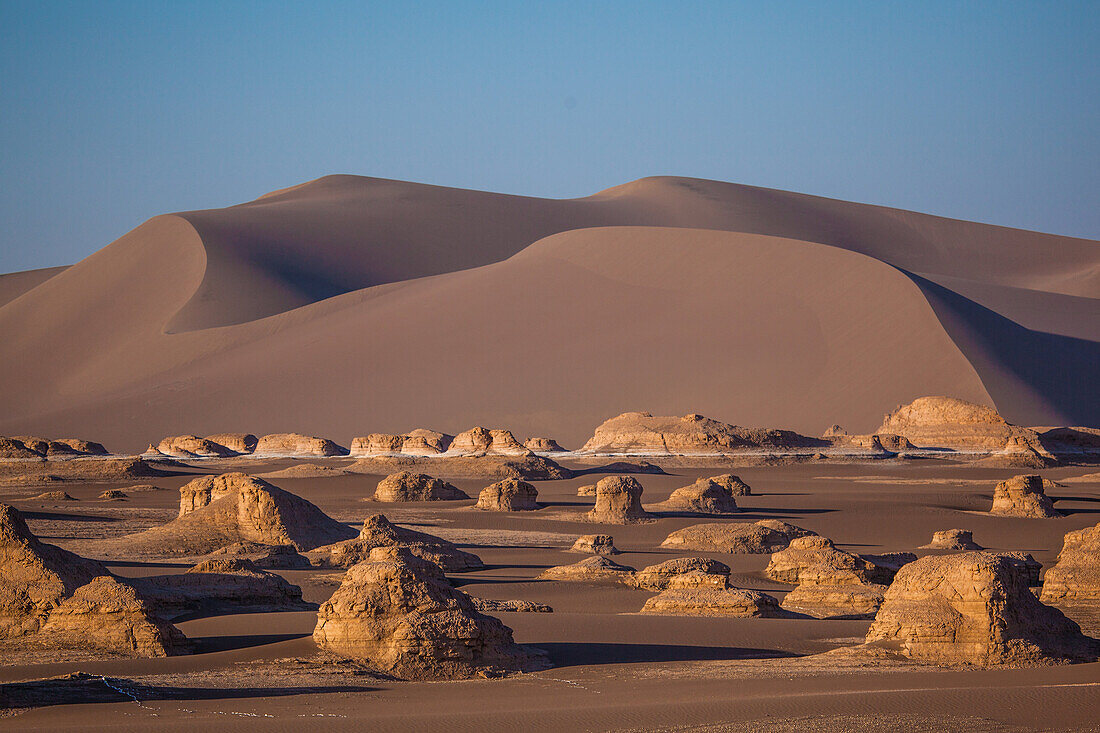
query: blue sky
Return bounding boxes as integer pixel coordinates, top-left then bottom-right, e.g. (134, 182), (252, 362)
(1, 1), (1097, 272)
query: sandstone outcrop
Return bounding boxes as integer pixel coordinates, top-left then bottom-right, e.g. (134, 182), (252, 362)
(582, 412), (824, 455)
(629, 557), (730, 591)
(253, 433), (347, 457)
(537, 555), (635, 583)
(373, 471), (469, 501)
(471, 598), (553, 613)
(2, 436), (109, 459)
(650, 477), (740, 514)
(661, 520), (815, 554)
(347, 454), (571, 480)
(307, 513), (484, 572)
(865, 552), (1095, 665)
(641, 587), (783, 617)
(568, 534), (619, 555)
(156, 435), (236, 458)
(28, 491), (76, 501)
(0, 457), (163, 482)
(313, 546), (550, 679)
(107, 473), (356, 556)
(1040, 523), (1100, 604)
(780, 574), (887, 619)
(709, 473), (752, 495)
(576, 483), (596, 496)
(38, 576), (188, 657)
(765, 536), (906, 585)
(990, 474), (1061, 518)
(586, 476), (653, 524)
(98, 489), (127, 500)
(878, 396), (1051, 458)
(475, 479), (539, 511)
(523, 437), (565, 452)
(921, 529), (983, 550)
(135, 558), (306, 615)
(350, 429), (452, 456)
(205, 433), (258, 454)
(1001, 551), (1044, 586)
(207, 542), (312, 569)
(448, 428), (528, 455)
(0, 437), (44, 460)
(258, 464), (348, 479)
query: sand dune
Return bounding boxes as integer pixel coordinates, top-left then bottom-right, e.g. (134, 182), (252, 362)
(0, 176), (1095, 450)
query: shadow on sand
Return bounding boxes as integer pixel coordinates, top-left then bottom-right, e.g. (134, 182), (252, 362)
(532, 641), (797, 668)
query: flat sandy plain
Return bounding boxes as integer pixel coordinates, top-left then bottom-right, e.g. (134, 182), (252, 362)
(2, 457), (1098, 732)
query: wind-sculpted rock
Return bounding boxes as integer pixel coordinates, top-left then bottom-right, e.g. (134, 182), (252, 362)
(156, 435), (236, 458)
(576, 484), (596, 497)
(350, 429), (452, 456)
(471, 598), (553, 613)
(98, 489), (127, 500)
(878, 396), (1051, 458)
(1040, 523), (1100, 604)
(3, 436), (109, 458)
(641, 586), (783, 617)
(661, 520), (815, 554)
(448, 428), (528, 455)
(921, 529), (983, 550)
(581, 411), (824, 455)
(650, 477), (740, 514)
(207, 542), (312, 569)
(206, 433), (258, 454)
(780, 572), (887, 619)
(475, 479), (540, 511)
(523, 438), (565, 452)
(568, 534), (619, 555)
(765, 536), (904, 585)
(537, 555), (635, 583)
(708, 474), (751, 496)
(629, 557), (730, 591)
(865, 552), (1096, 665)
(586, 476), (653, 524)
(313, 546), (550, 679)
(134, 558), (307, 615)
(347, 454), (571, 480)
(373, 471), (469, 502)
(308, 514), (484, 572)
(105, 473), (355, 557)
(990, 475), (1062, 518)
(253, 433), (347, 457)
(0, 437), (45, 460)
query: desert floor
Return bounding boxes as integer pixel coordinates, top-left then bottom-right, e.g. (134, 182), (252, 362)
(2, 459), (1098, 732)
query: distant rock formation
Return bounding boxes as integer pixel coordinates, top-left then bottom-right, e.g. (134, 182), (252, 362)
(313, 546), (550, 679)
(781, 574), (887, 619)
(523, 437), (565, 452)
(475, 479), (540, 511)
(586, 476), (653, 524)
(576, 483), (596, 497)
(258, 464), (348, 479)
(307, 514), (484, 572)
(205, 433), (258, 454)
(105, 473), (356, 556)
(346, 454), (571, 480)
(1, 436), (109, 459)
(629, 558), (730, 591)
(878, 396), (1052, 459)
(0, 456), (161, 482)
(581, 412), (824, 455)
(1040, 523), (1100, 604)
(156, 435), (236, 458)
(709, 474), (752, 496)
(865, 552), (1095, 665)
(537, 555), (635, 583)
(649, 477), (740, 514)
(448, 428), (528, 455)
(28, 491), (76, 501)
(350, 429), (452, 456)
(98, 489), (127, 500)
(471, 598), (553, 613)
(206, 542), (312, 569)
(373, 471), (469, 502)
(661, 520), (815, 554)
(641, 586), (783, 617)
(253, 433), (347, 457)
(568, 534), (619, 555)
(765, 536), (905, 586)
(134, 558), (307, 615)
(990, 474), (1062, 518)
(921, 529), (983, 550)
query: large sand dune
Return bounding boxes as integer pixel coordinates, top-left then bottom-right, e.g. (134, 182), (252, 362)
(0, 176), (1096, 450)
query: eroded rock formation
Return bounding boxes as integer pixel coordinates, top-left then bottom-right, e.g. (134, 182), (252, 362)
(448, 428), (528, 455)
(641, 587), (783, 617)
(661, 520), (815, 554)
(1040, 523), (1100, 604)
(156, 435), (236, 458)
(537, 555), (635, 583)
(586, 476), (653, 524)
(347, 454), (571, 480)
(307, 514), (484, 572)
(350, 430), (452, 456)
(134, 558), (306, 615)
(568, 534), (619, 555)
(990, 474), (1062, 518)
(373, 471), (469, 502)
(523, 438), (565, 452)
(253, 433), (347, 457)
(629, 557), (730, 591)
(765, 536), (903, 585)
(921, 529), (983, 550)
(878, 396), (1051, 458)
(475, 479), (540, 511)
(650, 477), (740, 514)
(581, 412), (823, 455)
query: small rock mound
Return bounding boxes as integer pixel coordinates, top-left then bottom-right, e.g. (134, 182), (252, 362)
(630, 557), (730, 591)
(253, 433), (347, 457)
(523, 437), (565, 452)
(641, 587), (783, 617)
(313, 546), (550, 679)
(866, 551), (1095, 665)
(650, 477), (740, 514)
(1040, 523), (1100, 604)
(568, 534), (619, 555)
(576, 483), (596, 497)
(308, 514), (484, 572)
(709, 473), (751, 496)
(471, 598), (553, 613)
(586, 476), (653, 524)
(661, 520), (815, 554)
(28, 491), (76, 501)
(448, 427), (528, 455)
(475, 479), (540, 511)
(989, 474), (1061, 518)
(537, 555), (635, 583)
(98, 489), (127, 500)
(259, 464), (348, 479)
(765, 536), (902, 585)
(373, 471), (469, 502)
(206, 542), (312, 569)
(781, 573), (887, 619)
(921, 529), (983, 550)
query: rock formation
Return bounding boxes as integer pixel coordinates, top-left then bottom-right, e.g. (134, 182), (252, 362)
(205, 433), (259, 454)
(259, 464), (348, 479)
(313, 546), (550, 679)
(581, 412), (824, 455)
(586, 476), (653, 524)
(28, 491), (76, 501)
(253, 433), (347, 457)
(878, 396), (1052, 458)
(2, 436), (109, 459)
(921, 529), (983, 550)
(641, 586), (783, 617)
(156, 435), (236, 458)
(0, 436), (44, 460)
(576, 483), (596, 496)
(471, 598), (553, 613)
(865, 552), (1095, 665)
(448, 428), (528, 455)
(347, 454), (571, 480)
(308, 513), (484, 572)
(523, 437), (565, 452)
(780, 572), (887, 619)
(568, 534), (619, 555)
(765, 536), (905, 585)
(630, 557), (730, 591)
(207, 542), (312, 569)
(373, 471), (469, 501)
(1001, 551), (1044, 586)
(661, 520), (815, 554)
(650, 477), (740, 514)
(709, 473), (752, 496)
(350, 429), (452, 456)
(537, 555), (635, 583)
(990, 474), (1062, 518)
(106, 473), (356, 556)
(134, 558), (306, 615)
(1040, 523), (1100, 604)
(475, 479), (540, 511)
(98, 489), (127, 500)
(0, 456), (162, 482)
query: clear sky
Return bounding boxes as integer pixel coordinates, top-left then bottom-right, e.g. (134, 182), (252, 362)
(1, 1), (1097, 272)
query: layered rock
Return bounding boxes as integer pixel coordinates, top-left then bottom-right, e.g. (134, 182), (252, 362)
(661, 520), (815, 554)
(765, 536), (904, 585)
(865, 552), (1095, 665)
(2, 436), (109, 459)
(347, 454), (571, 480)
(108, 473), (356, 556)
(313, 546), (549, 679)
(709, 474), (751, 496)
(568, 534), (619, 555)
(253, 433), (347, 457)
(1040, 523), (1100, 604)
(581, 412), (824, 455)
(780, 572), (887, 619)
(475, 479), (540, 511)
(921, 529), (983, 550)
(448, 428), (528, 455)
(207, 542), (312, 569)
(0, 437), (45, 460)
(471, 598), (553, 613)
(878, 396), (1051, 457)
(629, 557), (730, 591)
(537, 555), (635, 583)
(990, 474), (1062, 518)
(586, 476), (653, 524)
(156, 435), (236, 458)
(641, 587), (783, 617)
(650, 477), (740, 514)
(206, 433), (258, 454)
(576, 483), (596, 497)
(350, 429), (452, 456)
(523, 438), (565, 452)
(135, 558), (306, 615)
(307, 514), (484, 572)
(373, 471), (469, 502)
(98, 489), (127, 500)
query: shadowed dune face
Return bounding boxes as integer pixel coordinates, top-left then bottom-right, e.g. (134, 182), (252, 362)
(0, 175), (1096, 449)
